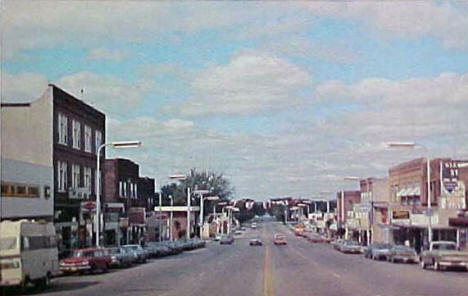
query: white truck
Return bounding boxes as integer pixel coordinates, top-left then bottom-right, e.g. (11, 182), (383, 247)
(0, 220), (60, 290)
(420, 241), (468, 271)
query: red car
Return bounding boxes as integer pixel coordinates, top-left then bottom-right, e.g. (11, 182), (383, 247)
(60, 248), (112, 274)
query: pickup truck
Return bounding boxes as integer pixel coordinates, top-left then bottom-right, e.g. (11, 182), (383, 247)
(420, 241), (468, 271)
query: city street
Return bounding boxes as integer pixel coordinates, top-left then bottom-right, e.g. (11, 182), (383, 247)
(17, 218), (466, 296)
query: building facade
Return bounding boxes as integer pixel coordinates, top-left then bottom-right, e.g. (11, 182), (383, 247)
(1, 90), (54, 221)
(387, 158), (468, 252)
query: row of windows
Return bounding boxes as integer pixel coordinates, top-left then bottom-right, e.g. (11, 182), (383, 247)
(119, 181), (138, 199)
(22, 236), (57, 251)
(57, 161), (96, 193)
(1, 182), (50, 199)
(57, 112), (103, 153)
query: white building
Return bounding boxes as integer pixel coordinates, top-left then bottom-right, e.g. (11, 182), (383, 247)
(1, 89), (54, 221)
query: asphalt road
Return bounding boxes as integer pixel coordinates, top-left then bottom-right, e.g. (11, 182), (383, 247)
(14, 218), (468, 296)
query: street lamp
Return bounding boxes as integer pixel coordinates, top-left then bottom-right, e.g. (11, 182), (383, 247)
(387, 141), (432, 245)
(96, 140), (141, 247)
(192, 189), (210, 239)
(168, 195), (174, 241)
(169, 174), (191, 240)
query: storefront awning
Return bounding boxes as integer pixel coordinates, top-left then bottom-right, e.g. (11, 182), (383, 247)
(449, 217), (468, 227)
(396, 188), (407, 197)
(407, 186), (420, 196)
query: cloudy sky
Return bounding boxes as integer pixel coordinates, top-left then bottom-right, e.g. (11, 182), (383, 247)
(2, 1), (468, 200)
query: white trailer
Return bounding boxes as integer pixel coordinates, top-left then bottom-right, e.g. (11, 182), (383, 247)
(0, 220), (60, 290)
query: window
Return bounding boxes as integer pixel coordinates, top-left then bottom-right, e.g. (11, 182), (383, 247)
(72, 119), (81, 149)
(84, 125), (92, 152)
(72, 164), (81, 188)
(28, 186), (39, 197)
(124, 182), (127, 197)
(135, 184), (138, 198)
(84, 167), (92, 192)
(130, 183), (134, 198)
(57, 161), (67, 192)
(95, 130), (102, 154)
(119, 181), (123, 197)
(58, 113), (68, 145)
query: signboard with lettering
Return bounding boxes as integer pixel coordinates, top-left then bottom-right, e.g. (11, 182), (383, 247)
(392, 210), (410, 220)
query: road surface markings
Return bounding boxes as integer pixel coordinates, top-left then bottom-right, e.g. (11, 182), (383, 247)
(263, 244), (274, 296)
(332, 272), (341, 279)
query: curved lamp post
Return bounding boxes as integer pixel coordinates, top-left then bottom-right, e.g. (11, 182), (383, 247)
(96, 140), (141, 247)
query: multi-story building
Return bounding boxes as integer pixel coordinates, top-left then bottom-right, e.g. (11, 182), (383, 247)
(2, 84), (106, 255)
(1, 91), (54, 221)
(103, 158), (155, 245)
(51, 84), (106, 253)
(388, 158), (468, 252)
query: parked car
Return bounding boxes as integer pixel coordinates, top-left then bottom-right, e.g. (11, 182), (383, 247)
(60, 248), (111, 274)
(249, 238), (263, 246)
(331, 239), (344, 250)
(251, 224), (257, 229)
(220, 235), (234, 245)
(0, 220), (60, 290)
(364, 243), (388, 258)
(214, 235), (222, 241)
(320, 235), (332, 243)
(234, 230), (243, 236)
(420, 241), (468, 271)
(306, 233), (325, 243)
(274, 234), (287, 245)
(370, 243), (393, 260)
(122, 244), (148, 263)
(108, 247), (133, 268)
(339, 240), (362, 254)
(387, 245), (418, 264)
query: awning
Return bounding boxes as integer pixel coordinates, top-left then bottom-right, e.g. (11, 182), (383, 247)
(396, 188), (407, 197)
(449, 217), (468, 227)
(407, 186), (421, 196)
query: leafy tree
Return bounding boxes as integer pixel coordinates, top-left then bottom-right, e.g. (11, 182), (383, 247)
(159, 169), (234, 208)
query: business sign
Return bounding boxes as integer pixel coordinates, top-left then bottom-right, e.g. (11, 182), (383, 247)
(80, 201), (96, 212)
(392, 210), (410, 220)
(442, 161), (465, 193)
(128, 207), (146, 225)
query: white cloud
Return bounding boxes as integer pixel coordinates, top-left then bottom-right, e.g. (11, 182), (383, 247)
(1, 72), (49, 103)
(176, 52), (312, 116)
(86, 48), (130, 61)
(305, 2), (468, 50)
(56, 72), (153, 114)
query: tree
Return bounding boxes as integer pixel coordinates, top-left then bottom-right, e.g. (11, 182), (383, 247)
(160, 169), (234, 207)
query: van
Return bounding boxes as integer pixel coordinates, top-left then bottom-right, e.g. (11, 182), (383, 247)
(0, 220), (60, 290)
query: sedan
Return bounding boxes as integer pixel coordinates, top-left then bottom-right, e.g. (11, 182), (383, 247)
(108, 247), (133, 268)
(387, 245), (419, 264)
(249, 238), (263, 246)
(122, 244), (148, 263)
(220, 235), (234, 245)
(339, 240), (362, 254)
(370, 243), (394, 260)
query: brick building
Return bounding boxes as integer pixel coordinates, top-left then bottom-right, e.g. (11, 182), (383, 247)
(103, 158), (155, 245)
(388, 158), (468, 252)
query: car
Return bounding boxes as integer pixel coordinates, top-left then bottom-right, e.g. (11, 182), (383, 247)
(306, 233), (325, 243)
(338, 240), (362, 254)
(274, 234), (287, 245)
(420, 241), (468, 271)
(122, 244), (148, 263)
(251, 224), (257, 229)
(220, 235), (234, 245)
(331, 239), (344, 250)
(320, 235), (332, 243)
(59, 248), (111, 274)
(234, 230), (243, 236)
(108, 247), (133, 268)
(387, 245), (418, 264)
(249, 238), (263, 246)
(240, 227), (246, 231)
(370, 243), (394, 260)
(214, 235), (222, 241)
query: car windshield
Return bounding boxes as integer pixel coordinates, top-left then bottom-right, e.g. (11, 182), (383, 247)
(108, 248), (120, 254)
(73, 251), (94, 257)
(0, 237), (17, 250)
(433, 243), (456, 251)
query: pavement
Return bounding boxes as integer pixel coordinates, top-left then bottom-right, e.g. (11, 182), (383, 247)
(14, 217), (468, 296)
